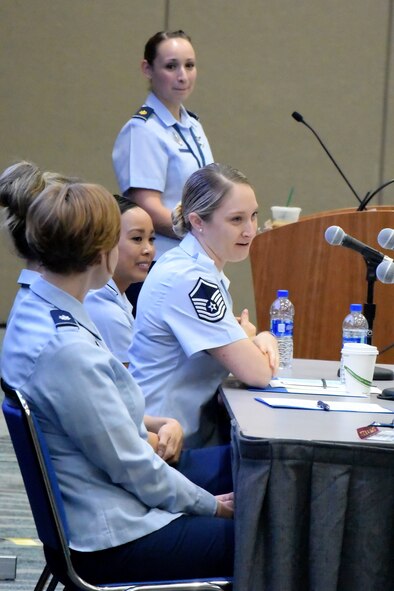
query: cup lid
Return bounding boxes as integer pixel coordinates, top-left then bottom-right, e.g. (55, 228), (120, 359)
(341, 343), (379, 355)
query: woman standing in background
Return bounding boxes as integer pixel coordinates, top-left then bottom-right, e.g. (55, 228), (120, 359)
(112, 30), (213, 262)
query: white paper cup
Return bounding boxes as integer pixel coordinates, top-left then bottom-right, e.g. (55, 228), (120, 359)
(341, 343), (378, 396)
(271, 206), (302, 224)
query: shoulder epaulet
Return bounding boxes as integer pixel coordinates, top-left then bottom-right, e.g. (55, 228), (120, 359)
(187, 110), (199, 121)
(132, 106), (154, 122)
(50, 309), (79, 330)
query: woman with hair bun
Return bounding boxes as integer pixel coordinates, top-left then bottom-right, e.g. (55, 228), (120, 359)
(0, 160), (75, 317)
(129, 163), (279, 448)
(1, 182), (234, 584)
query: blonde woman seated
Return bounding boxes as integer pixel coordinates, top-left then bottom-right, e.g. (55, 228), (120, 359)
(129, 163), (279, 448)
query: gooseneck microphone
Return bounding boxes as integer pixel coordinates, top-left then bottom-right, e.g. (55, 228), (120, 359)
(291, 112), (362, 205)
(359, 179), (394, 210)
(324, 225), (388, 265)
(377, 227), (394, 250)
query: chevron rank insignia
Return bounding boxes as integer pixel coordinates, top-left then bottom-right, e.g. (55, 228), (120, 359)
(50, 309), (79, 329)
(132, 106), (154, 121)
(189, 278), (227, 323)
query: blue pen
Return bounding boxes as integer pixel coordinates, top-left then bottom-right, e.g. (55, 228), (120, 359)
(317, 400), (330, 411)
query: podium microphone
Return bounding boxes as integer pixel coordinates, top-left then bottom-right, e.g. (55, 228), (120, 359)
(325, 224), (394, 382)
(324, 225), (387, 265)
(291, 111), (363, 205)
(375, 229), (394, 390)
(377, 228), (394, 250)
(376, 227), (394, 282)
(376, 257), (394, 284)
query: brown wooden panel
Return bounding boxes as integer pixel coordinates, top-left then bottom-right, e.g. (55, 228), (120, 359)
(250, 207), (394, 362)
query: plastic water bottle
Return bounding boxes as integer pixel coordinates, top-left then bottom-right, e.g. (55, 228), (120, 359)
(270, 289), (294, 369)
(340, 303), (369, 383)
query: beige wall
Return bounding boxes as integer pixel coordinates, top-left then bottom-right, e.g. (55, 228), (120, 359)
(1, 0), (393, 323)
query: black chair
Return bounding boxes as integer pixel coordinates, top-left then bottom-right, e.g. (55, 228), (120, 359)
(1, 381), (232, 591)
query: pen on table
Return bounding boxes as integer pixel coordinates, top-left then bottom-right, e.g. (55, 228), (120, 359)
(370, 419), (394, 428)
(317, 400), (330, 411)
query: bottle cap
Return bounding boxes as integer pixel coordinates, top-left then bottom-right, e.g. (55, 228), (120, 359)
(277, 289), (288, 298)
(350, 303), (362, 312)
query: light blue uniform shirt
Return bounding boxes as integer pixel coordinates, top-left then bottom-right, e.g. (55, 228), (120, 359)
(1, 277), (217, 552)
(84, 278), (134, 364)
(129, 233), (247, 448)
(112, 93), (214, 258)
(7, 268), (40, 322)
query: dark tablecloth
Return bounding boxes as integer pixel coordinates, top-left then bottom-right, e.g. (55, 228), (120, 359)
(231, 423), (394, 591)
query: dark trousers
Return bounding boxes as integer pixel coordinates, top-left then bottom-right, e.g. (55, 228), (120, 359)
(70, 514), (234, 585)
(58, 445), (233, 587)
(176, 444), (232, 495)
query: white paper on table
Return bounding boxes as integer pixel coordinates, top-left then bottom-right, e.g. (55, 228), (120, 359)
(368, 430), (394, 442)
(268, 378), (380, 397)
(255, 397), (394, 413)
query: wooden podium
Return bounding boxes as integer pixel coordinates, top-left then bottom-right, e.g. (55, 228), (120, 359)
(250, 206), (394, 363)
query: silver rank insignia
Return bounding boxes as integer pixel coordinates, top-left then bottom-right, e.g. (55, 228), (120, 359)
(189, 278), (227, 323)
(172, 129), (184, 146)
(50, 309), (79, 329)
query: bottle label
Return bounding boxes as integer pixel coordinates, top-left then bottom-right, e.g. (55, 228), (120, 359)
(343, 336), (368, 344)
(271, 319), (293, 337)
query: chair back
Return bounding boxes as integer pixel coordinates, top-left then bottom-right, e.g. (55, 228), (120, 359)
(1, 381), (231, 591)
(1, 382), (70, 551)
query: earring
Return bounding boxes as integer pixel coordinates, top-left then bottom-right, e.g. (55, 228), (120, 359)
(199, 228), (202, 233)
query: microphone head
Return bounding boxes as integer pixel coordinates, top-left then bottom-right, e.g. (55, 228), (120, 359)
(325, 225), (345, 246)
(292, 111), (304, 123)
(376, 257), (394, 284)
(377, 228), (394, 250)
